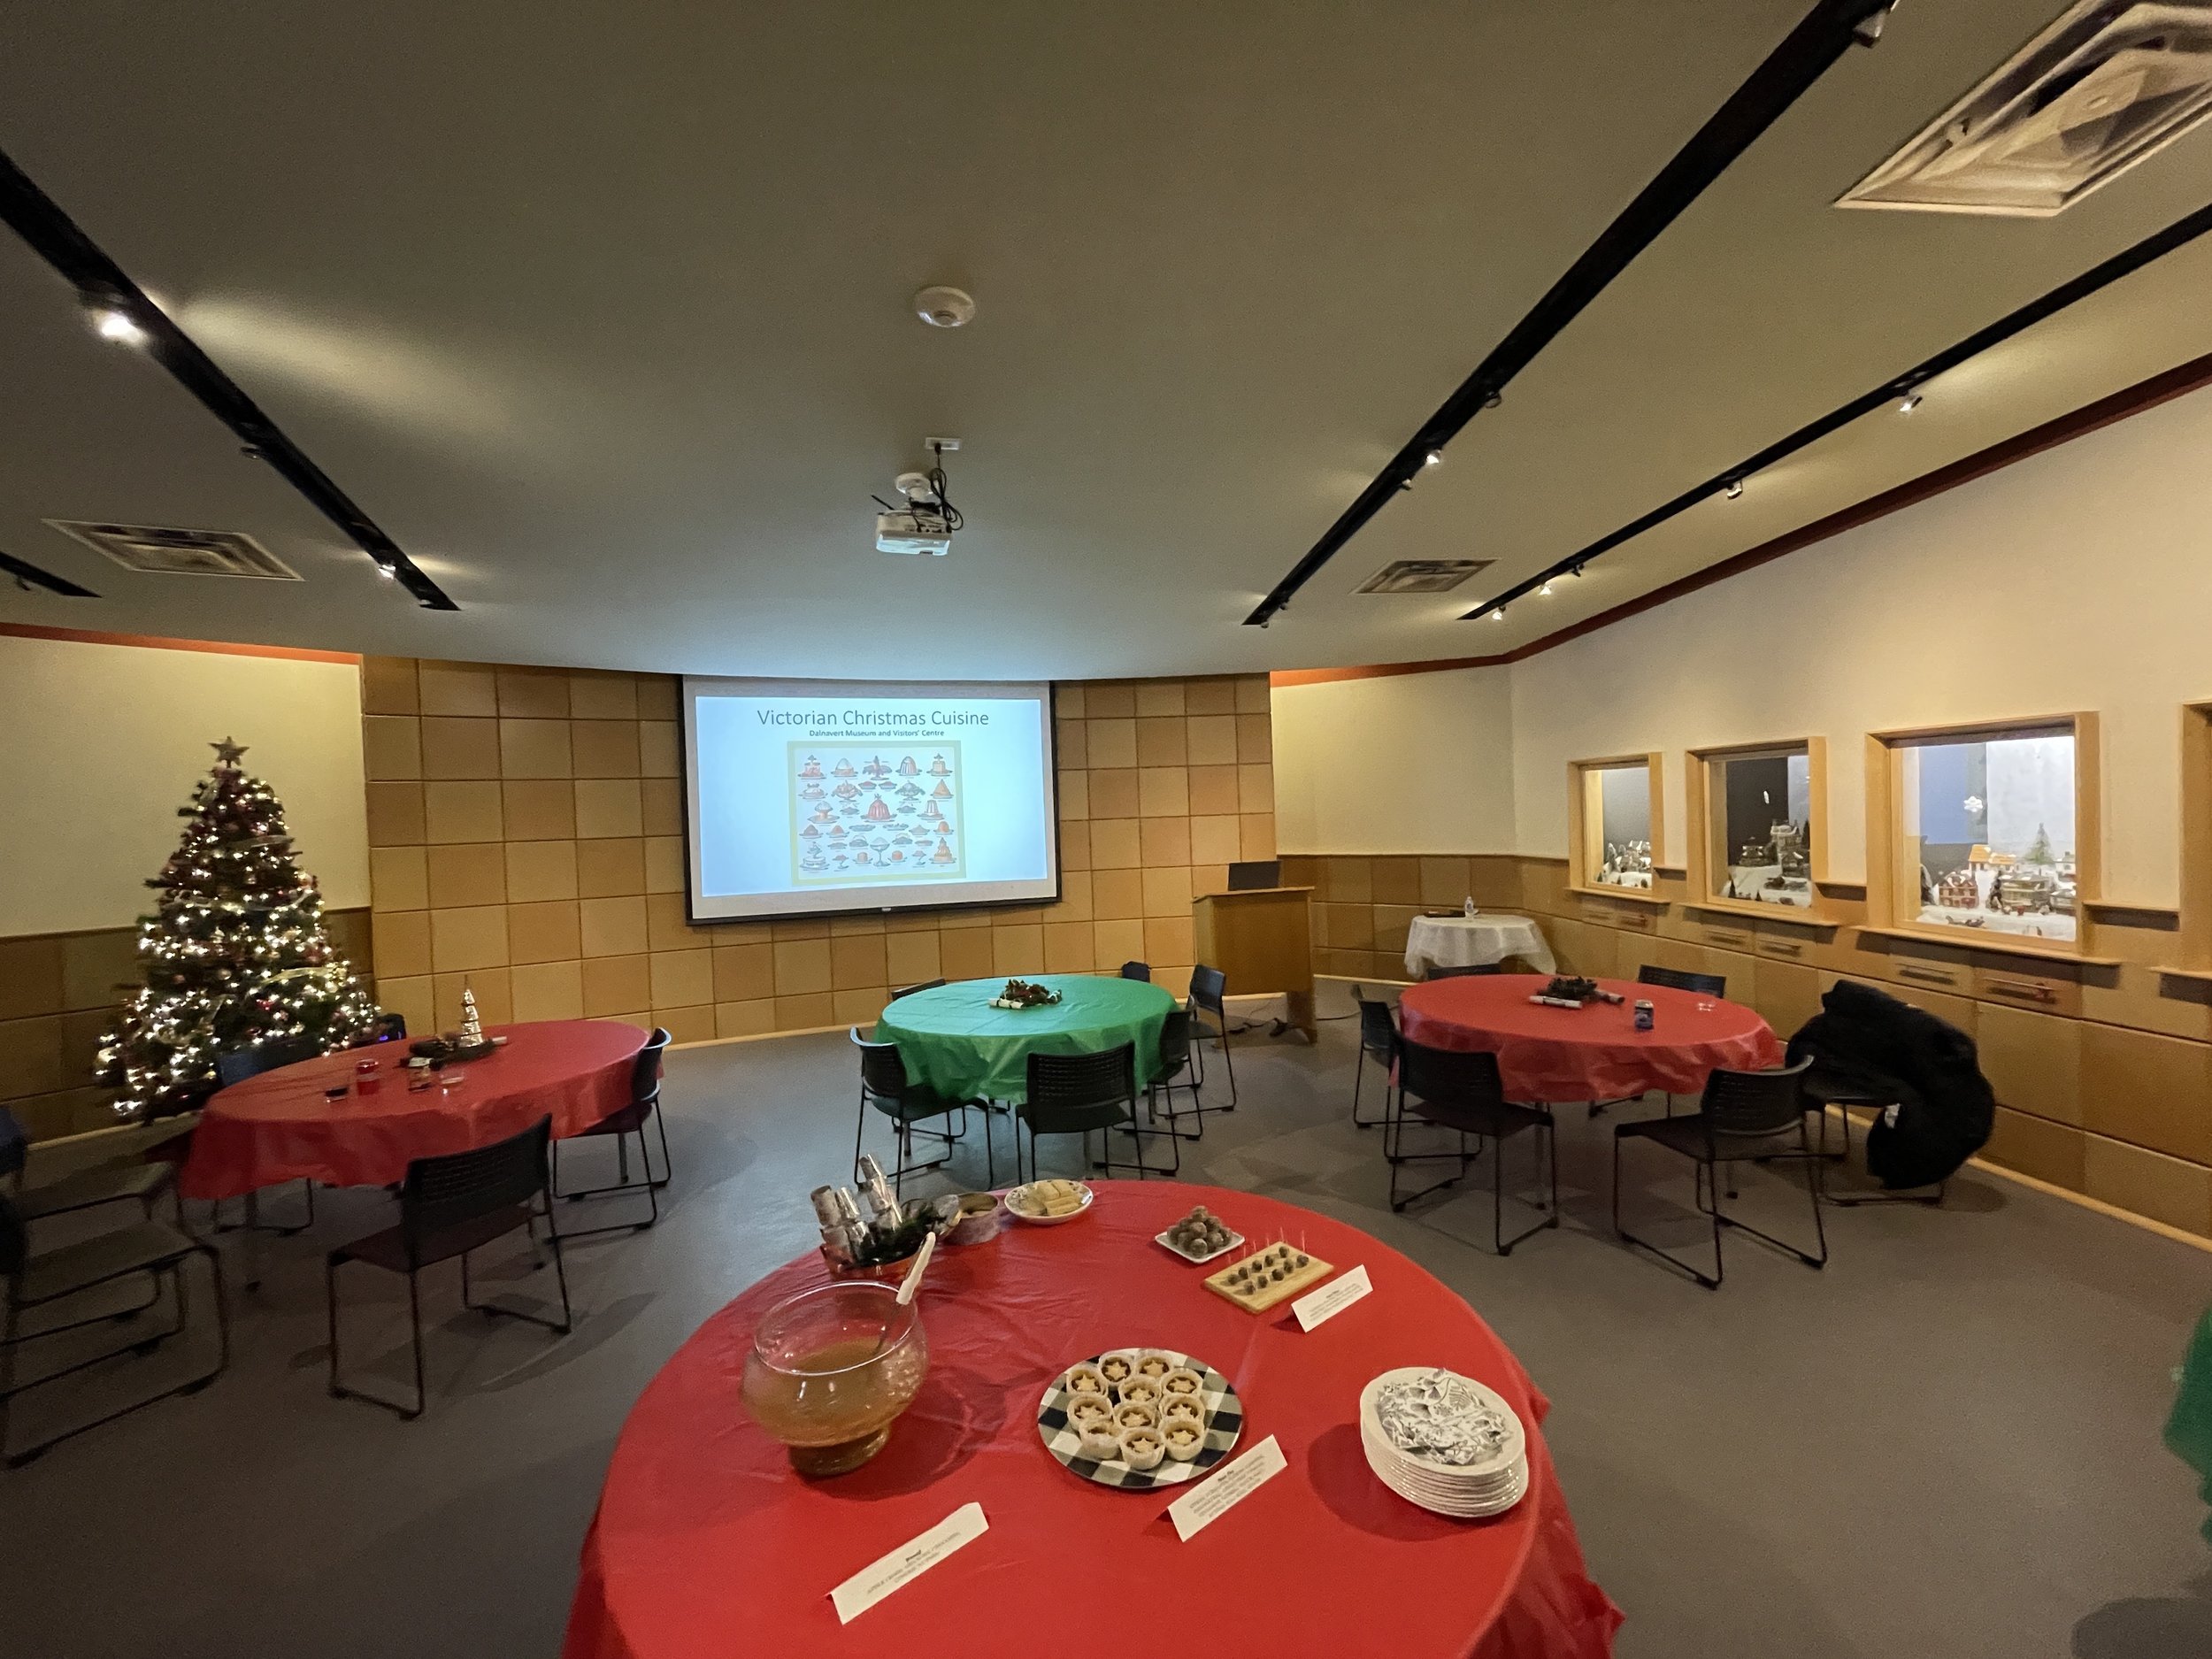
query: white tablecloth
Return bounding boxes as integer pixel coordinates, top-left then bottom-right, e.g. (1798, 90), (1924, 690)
(1404, 914), (1557, 979)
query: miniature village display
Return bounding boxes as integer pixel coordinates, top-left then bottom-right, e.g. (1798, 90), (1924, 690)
(1594, 838), (1654, 890)
(1720, 818), (1814, 908)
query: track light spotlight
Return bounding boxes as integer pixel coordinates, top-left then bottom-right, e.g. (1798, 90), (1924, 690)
(1423, 448), (1444, 468)
(1897, 390), (1923, 414)
(1539, 580), (1554, 596)
(1724, 476), (1744, 500)
(91, 305), (146, 345)
(1493, 606), (1506, 622)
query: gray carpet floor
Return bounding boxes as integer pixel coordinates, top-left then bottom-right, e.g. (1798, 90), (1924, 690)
(4, 986), (2209, 1658)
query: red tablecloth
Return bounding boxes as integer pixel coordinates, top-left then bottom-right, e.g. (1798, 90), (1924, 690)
(1399, 975), (1781, 1103)
(563, 1182), (1621, 1659)
(178, 1019), (648, 1200)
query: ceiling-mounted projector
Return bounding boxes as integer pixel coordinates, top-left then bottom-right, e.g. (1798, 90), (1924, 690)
(876, 507), (955, 556)
(874, 437), (962, 555)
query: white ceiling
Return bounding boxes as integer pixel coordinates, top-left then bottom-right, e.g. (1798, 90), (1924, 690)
(1, 1), (2208, 678)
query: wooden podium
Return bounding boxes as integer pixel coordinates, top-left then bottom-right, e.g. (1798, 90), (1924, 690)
(1191, 887), (1316, 1041)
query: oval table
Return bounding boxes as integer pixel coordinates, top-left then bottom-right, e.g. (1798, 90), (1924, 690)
(1398, 974), (1781, 1104)
(562, 1183), (1621, 1659)
(178, 1018), (649, 1201)
(874, 973), (1175, 1102)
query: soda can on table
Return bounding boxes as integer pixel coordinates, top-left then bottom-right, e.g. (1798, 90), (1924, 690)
(1633, 999), (1655, 1031)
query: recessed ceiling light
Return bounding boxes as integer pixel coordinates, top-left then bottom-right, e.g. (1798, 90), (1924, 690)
(91, 306), (146, 345)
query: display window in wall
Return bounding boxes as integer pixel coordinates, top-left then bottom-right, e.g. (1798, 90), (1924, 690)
(1897, 725), (2079, 942)
(1569, 754), (1663, 895)
(1694, 740), (1823, 910)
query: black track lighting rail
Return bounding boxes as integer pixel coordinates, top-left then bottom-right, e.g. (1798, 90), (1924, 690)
(1461, 195), (2212, 620)
(1, 545), (97, 597)
(1243, 0), (1893, 628)
(0, 146), (457, 611)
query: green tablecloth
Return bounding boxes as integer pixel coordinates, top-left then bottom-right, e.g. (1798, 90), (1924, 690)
(873, 974), (1174, 1102)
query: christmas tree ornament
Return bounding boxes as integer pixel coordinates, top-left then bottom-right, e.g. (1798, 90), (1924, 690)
(97, 737), (384, 1120)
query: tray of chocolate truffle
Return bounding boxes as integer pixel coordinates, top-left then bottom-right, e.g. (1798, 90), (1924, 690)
(1035, 1347), (1243, 1490)
(1203, 1240), (1334, 1312)
(1154, 1202), (1243, 1263)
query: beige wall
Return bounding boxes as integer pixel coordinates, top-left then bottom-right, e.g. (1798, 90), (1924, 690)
(1273, 665), (1515, 855)
(360, 658), (1275, 1043)
(0, 633), (371, 935)
(1271, 383), (2212, 906)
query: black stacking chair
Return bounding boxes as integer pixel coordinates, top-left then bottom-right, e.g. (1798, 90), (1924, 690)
(851, 1029), (987, 1195)
(552, 1028), (672, 1234)
(212, 1032), (326, 1233)
(1145, 1011), (1206, 1140)
(1637, 964), (1728, 998)
(1184, 964), (1237, 1113)
(890, 979), (946, 1001)
(1426, 963), (1502, 979)
(1348, 987), (1398, 1130)
(1384, 1040), (1556, 1253)
(326, 1117), (570, 1420)
(1018, 1043), (1172, 1180)
(2, 1188), (227, 1466)
(0, 1106), (176, 1227)
(1612, 1057), (1824, 1289)
(1119, 961), (1152, 982)
(365, 1011), (408, 1044)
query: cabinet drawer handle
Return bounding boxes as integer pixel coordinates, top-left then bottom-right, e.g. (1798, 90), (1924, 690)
(1765, 941), (1803, 956)
(1709, 932), (1750, 948)
(1897, 965), (1955, 985)
(1985, 977), (2056, 1002)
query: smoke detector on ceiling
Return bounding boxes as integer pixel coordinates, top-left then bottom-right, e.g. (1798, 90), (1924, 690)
(1839, 0), (2212, 217)
(914, 286), (976, 327)
(1356, 558), (1494, 595)
(46, 520), (301, 580)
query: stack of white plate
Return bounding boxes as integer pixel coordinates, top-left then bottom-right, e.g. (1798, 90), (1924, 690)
(1357, 1367), (1529, 1519)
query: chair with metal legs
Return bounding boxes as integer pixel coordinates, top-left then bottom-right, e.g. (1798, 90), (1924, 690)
(1384, 1041), (1556, 1254)
(1146, 1011), (1206, 1140)
(851, 1030), (987, 1197)
(1801, 1076), (1947, 1206)
(1119, 961), (1151, 982)
(1183, 964), (1237, 1117)
(1586, 964), (1731, 1123)
(890, 979), (947, 1001)
(1, 1106), (178, 1227)
(551, 1028), (672, 1235)
(1018, 1044), (1173, 1181)
(2, 1190), (228, 1466)
(1348, 987), (1398, 1130)
(214, 1033), (327, 1233)
(1612, 1057), (1825, 1289)
(326, 1117), (570, 1420)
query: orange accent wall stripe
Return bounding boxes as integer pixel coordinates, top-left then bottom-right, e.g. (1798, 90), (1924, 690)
(0, 622), (359, 664)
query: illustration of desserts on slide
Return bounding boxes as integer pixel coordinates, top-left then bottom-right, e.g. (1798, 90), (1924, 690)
(864, 795), (893, 823)
(897, 756), (919, 777)
(799, 756), (824, 780)
(863, 757), (892, 779)
(897, 780), (924, 802)
(932, 837), (955, 864)
(833, 758), (856, 778)
(928, 755), (950, 777)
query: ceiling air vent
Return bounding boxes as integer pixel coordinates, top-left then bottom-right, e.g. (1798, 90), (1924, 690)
(1356, 558), (1493, 595)
(1839, 0), (2212, 217)
(46, 521), (302, 580)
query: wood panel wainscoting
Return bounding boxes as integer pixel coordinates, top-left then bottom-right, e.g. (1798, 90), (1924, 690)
(1282, 852), (2212, 1242)
(0, 910), (375, 1141)
(360, 659), (1276, 1047)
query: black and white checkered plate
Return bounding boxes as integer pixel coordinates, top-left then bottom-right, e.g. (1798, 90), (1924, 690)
(1035, 1350), (1243, 1490)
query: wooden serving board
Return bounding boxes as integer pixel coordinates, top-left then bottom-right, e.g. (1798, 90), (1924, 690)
(1202, 1241), (1334, 1313)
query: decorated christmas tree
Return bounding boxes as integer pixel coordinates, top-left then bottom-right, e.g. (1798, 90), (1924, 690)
(97, 738), (383, 1120)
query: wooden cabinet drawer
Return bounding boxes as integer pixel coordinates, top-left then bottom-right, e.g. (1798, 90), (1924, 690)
(1690, 920), (1756, 953)
(1583, 899), (1656, 933)
(1754, 928), (1815, 964)
(1973, 964), (2083, 1019)
(1884, 952), (1974, 995)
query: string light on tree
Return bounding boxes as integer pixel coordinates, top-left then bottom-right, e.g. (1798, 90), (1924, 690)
(96, 737), (383, 1120)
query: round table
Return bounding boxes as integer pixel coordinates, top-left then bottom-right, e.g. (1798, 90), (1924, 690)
(1404, 914), (1557, 979)
(178, 1019), (648, 1201)
(874, 974), (1175, 1102)
(1398, 975), (1781, 1103)
(562, 1183), (1621, 1659)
